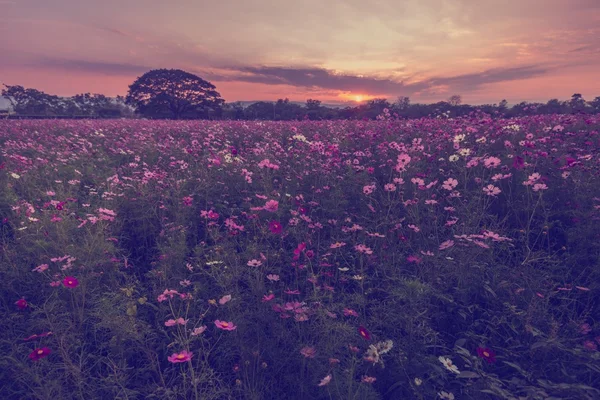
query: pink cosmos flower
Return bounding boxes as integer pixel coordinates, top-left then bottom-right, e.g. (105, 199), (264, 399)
(168, 350), (193, 363)
(442, 178), (458, 191)
(23, 331), (53, 341)
(300, 346), (317, 358)
(354, 244), (373, 255)
(165, 318), (188, 327)
(266, 274), (280, 282)
(361, 376), (376, 384)
(363, 185), (375, 195)
(439, 240), (454, 250)
(483, 185), (501, 196)
(343, 308), (359, 317)
(262, 293), (275, 302)
(214, 320), (237, 331)
(580, 323), (592, 335)
(32, 264), (49, 273)
(583, 340), (598, 352)
(247, 259), (262, 267)
(384, 183), (397, 192)
(264, 200), (279, 212)
(219, 294), (232, 305)
(484, 156), (502, 169)
(191, 326), (207, 336)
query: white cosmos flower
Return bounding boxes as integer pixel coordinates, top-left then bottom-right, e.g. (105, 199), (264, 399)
(438, 356), (460, 374)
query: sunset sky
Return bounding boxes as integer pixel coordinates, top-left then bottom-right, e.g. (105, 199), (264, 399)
(1, 0), (599, 105)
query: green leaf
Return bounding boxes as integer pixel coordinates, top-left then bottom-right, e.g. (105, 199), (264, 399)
(458, 371), (479, 379)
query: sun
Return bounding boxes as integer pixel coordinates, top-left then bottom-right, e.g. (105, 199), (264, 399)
(338, 92), (375, 103)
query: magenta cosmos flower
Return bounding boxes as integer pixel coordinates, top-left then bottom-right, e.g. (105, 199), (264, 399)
(358, 326), (371, 340)
(62, 276), (79, 288)
(168, 350), (193, 363)
(29, 347), (51, 361)
(269, 220), (283, 234)
(214, 320), (237, 331)
(476, 347), (496, 363)
(15, 297), (27, 310)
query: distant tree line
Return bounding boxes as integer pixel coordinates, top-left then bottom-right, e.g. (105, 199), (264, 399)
(2, 68), (600, 120)
(1, 85), (134, 118)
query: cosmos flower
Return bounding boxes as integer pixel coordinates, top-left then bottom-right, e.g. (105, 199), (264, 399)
(300, 346), (317, 358)
(358, 326), (371, 340)
(15, 297), (27, 310)
(168, 350), (193, 363)
(264, 200), (279, 212)
(317, 374), (332, 386)
(361, 376), (376, 384)
(268, 220), (283, 234)
(214, 320), (237, 331)
(62, 276), (79, 288)
(247, 259), (262, 267)
(29, 347), (51, 361)
(262, 293), (275, 302)
(476, 347), (496, 363)
(343, 308), (359, 317)
(439, 356), (460, 374)
(191, 326), (207, 336)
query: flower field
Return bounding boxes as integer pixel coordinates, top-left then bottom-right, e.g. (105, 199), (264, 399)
(1, 114), (600, 399)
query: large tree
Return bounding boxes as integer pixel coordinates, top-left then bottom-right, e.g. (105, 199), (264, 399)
(125, 69), (224, 119)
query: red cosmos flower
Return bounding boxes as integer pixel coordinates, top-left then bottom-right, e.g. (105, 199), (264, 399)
(29, 347), (51, 361)
(62, 276), (79, 288)
(358, 326), (371, 340)
(476, 347), (496, 363)
(269, 220), (283, 234)
(15, 297), (27, 310)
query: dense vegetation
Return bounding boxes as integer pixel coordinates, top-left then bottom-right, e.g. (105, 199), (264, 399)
(1, 114), (600, 399)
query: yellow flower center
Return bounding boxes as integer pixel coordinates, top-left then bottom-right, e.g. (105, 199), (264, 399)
(37, 350), (44, 354)
(221, 322), (229, 327)
(67, 280), (73, 285)
(483, 351), (489, 357)
(176, 354), (185, 359)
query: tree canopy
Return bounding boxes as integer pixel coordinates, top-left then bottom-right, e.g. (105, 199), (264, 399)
(125, 69), (224, 119)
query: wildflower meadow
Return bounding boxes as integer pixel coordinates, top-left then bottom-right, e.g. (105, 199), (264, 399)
(1, 113), (600, 399)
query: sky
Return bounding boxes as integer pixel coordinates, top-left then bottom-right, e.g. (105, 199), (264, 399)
(1, 0), (599, 105)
